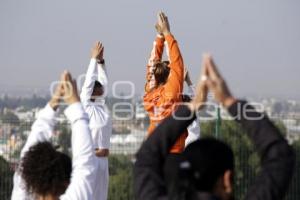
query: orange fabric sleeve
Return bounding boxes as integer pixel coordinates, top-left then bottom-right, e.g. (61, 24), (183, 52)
(163, 34), (184, 100)
(144, 36), (165, 93)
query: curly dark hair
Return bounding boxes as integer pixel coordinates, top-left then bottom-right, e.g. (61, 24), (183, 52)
(20, 141), (72, 197)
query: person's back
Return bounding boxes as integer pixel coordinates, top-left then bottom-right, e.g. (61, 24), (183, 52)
(80, 41), (112, 200)
(143, 12), (186, 153)
(182, 81), (201, 147)
(84, 103), (111, 200)
(134, 54), (295, 200)
(11, 71), (98, 200)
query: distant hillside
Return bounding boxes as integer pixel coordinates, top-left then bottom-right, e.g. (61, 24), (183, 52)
(0, 95), (49, 110)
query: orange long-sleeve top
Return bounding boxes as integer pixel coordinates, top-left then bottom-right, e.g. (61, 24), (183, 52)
(143, 34), (187, 153)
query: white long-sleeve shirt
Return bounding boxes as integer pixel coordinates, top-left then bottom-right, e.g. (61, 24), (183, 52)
(11, 103), (97, 200)
(80, 58), (112, 150)
(80, 59), (112, 200)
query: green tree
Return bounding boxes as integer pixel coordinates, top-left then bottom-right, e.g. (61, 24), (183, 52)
(108, 155), (134, 200)
(57, 123), (71, 156)
(0, 156), (13, 200)
(201, 120), (259, 199)
(284, 141), (300, 200)
(200, 118), (296, 199)
(0, 112), (20, 124)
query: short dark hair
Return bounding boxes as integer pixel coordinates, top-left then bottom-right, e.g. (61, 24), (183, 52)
(94, 80), (103, 90)
(91, 80), (104, 99)
(153, 61), (170, 86)
(164, 137), (234, 198)
(20, 142), (72, 197)
(183, 138), (234, 191)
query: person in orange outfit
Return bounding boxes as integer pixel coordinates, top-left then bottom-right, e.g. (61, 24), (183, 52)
(143, 12), (187, 153)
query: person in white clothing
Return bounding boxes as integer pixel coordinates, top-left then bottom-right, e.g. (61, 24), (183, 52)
(184, 70), (201, 147)
(80, 41), (112, 200)
(11, 71), (97, 200)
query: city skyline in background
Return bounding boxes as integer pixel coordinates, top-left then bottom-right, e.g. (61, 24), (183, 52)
(0, 0), (299, 100)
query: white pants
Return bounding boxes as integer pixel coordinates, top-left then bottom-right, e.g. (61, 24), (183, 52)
(93, 157), (109, 200)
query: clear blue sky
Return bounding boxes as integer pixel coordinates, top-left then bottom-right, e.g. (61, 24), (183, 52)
(0, 0), (299, 99)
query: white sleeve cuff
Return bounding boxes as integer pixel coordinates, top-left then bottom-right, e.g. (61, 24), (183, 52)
(64, 102), (88, 123)
(90, 58), (97, 65)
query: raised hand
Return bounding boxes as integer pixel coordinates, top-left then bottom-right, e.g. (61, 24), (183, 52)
(91, 41), (104, 61)
(189, 55), (209, 111)
(98, 46), (104, 62)
(61, 71), (80, 105)
(203, 54), (236, 108)
(155, 23), (163, 36)
(157, 11), (170, 36)
(49, 79), (64, 110)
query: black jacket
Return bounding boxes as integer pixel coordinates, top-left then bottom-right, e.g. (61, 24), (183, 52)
(134, 100), (295, 200)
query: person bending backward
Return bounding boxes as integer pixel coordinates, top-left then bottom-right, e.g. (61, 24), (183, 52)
(11, 71), (97, 200)
(80, 41), (112, 200)
(144, 12), (187, 153)
(134, 54), (295, 200)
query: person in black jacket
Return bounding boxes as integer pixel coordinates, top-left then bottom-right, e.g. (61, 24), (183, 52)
(134, 54), (295, 200)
